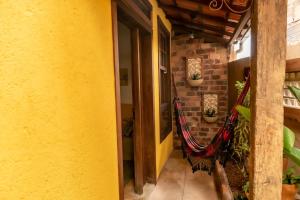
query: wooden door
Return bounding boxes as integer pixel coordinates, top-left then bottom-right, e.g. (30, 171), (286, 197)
(112, 0), (156, 198)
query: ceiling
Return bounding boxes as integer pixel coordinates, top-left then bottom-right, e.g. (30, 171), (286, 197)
(157, 0), (252, 46)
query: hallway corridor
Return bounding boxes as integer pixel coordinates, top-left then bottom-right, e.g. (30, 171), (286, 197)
(124, 151), (218, 200)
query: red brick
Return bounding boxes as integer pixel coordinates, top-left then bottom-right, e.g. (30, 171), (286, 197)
(172, 35), (229, 148)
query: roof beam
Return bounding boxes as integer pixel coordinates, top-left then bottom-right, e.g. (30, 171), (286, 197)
(177, 0), (227, 17)
(173, 25), (227, 45)
(169, 17), (233, 37)
(228, 9), (251, 45)
(158, 3), (237, 28)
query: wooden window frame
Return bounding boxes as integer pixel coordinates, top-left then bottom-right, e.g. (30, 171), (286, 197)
(158, 16), (172, 142)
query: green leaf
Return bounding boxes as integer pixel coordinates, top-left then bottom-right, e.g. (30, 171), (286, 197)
(236, 104), (300, 167)
(288, 86), (300, 103)
(285, 147), (300, 166)
(284, 126), (295, 151)
(236, 105), (251, 121)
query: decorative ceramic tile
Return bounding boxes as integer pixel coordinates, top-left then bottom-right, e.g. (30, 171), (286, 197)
(186, 58), (202, 80)
(203, 94), (218, 113)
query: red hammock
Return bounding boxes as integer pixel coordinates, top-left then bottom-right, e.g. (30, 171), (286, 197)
(173, 75), (250, 173)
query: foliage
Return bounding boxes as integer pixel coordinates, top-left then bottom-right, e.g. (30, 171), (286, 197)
(230, 81), (251, 177)
(242, 181), (249, 193)
(190, 72), (201, 80)
(204, 108), (216, 117)
(231, 115), (250, 176)
(288, 86), (300, 103)
(234, 194), (248, 200)
(233, 85), (300, 195)
(283, 167), (300, 185)
(236, 105), (300, 166)
(233, 182), (250, 200)
(235, 81), (250, 107)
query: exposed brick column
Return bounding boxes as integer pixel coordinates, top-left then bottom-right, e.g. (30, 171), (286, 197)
(171, 36), (229, 148)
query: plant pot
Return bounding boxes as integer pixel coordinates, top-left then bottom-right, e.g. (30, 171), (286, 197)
(187, 79), (203, 87)
(282, 184), (297, 200)
(203, 115), (218, 123)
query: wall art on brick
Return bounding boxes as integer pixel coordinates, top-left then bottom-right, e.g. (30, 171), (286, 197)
(203, 94), (218, 113)
(186, 58), (202, 79)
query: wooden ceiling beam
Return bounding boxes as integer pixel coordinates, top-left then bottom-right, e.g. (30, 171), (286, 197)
(189, 0), (249, 9)
(169, 17), (233, 37)
(228, 8), (251, 45)
(173, 25), (227, 45)
(177, 0), (227, 17)
(158, 2), (225, 20)
(286, 58), (300, 73)
(158, 3), (237, 28)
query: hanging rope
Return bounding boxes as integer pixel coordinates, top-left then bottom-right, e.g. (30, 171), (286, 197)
(209, 0), (253, 14)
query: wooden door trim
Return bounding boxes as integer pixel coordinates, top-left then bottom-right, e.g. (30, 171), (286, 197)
(112, 1), (156, 198)
(117, 0), (152, 32)
(131, 28), (144, 194)
(140, 32), (157, 184)
(111, 1), (124, 199)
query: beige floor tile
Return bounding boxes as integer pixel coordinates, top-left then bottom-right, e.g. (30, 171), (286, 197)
(182, 167), (218, 200)
(124, 181), (155, 200)
(147, 152), (186, 200)
(124, 151), (219, 200)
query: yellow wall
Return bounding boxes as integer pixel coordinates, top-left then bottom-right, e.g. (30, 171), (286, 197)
(150, 0), (174, 176)
(0, 1), (119, 199)
(0, 0), (173, 199)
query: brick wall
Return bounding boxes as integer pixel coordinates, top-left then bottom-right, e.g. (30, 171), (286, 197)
(171, 36), (229, 148)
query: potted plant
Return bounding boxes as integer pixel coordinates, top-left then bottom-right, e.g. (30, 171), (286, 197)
(234, 85), (300, 199)
(203, 108), (218, 123)
(187, 72), (203, 87)
(236, 105), (300, 166)
(282, 168), (300, 200)
(230, 81), (251, 178)
(243, 181), (250, 199)
(236, 105), (300, 200)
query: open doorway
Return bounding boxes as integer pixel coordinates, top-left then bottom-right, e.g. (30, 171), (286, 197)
(111, 0), (156, 198)
(118, 21), (134, 186)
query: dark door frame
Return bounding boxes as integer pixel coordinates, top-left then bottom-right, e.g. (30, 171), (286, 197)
(111, 0), (156, 199)
(131, 27), (144, 194)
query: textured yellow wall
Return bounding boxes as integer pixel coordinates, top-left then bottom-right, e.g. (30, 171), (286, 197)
(150, 0), (174, 176)
(0, 1), (119, 199)
(0, 0), (173, 199)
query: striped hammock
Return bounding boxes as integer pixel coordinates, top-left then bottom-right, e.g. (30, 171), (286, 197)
(173, 75), (250, 174)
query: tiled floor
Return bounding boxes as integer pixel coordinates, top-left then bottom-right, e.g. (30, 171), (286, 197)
(124, 151), (219, 200)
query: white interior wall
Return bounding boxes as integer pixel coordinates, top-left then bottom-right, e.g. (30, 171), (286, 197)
(118, 22), (133, 105)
